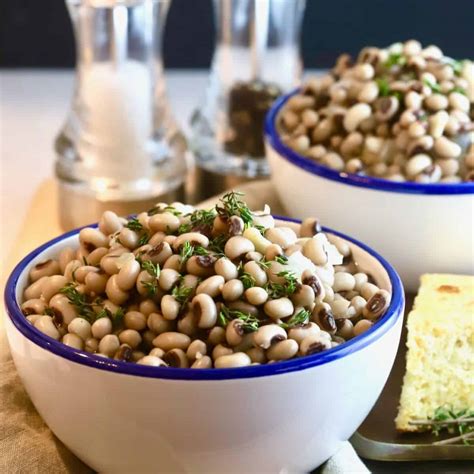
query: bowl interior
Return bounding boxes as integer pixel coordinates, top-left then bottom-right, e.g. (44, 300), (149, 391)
(5, 217), (404, 380)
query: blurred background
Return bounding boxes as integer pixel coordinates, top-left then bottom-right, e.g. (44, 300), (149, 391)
(1, 0), (473, 69)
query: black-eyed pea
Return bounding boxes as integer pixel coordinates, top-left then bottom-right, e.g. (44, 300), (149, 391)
(177, 312), (198, 337)
(214, 352), (251, 368)
(68, 317), (92, 341)
(311, 304), (337, 334)
(41, 275), (68, 303)
(86, 247), (108, 266)
(357, 81), (379, 103)
(329, 298), (351, 319)
(118, 227), (140, 250)
(207, 326), (226, 346)
(434, 136), (462, 159)
(299, 333), (331, 356)
(449, 91), (470, 113)
(159, 268), (181, 292)
(23, 276), (48, 300)
(85, 337), (99, 353)
(111, 343), (133, 361)
(290, 284), (314, 308)
(161, 295), (181, 321)
(425, 93), (448, 111)
(34, 315), (60, 340)
(99, 210), (123, 235)
(146, 242), (173, 266)
(79, 228), (109, 252)
(149, 231), (166, 247)
(301, 272), (325, 301)
(26, 314), (42, 325)
(228, 301), (259, 316)
(360, 282), (379, 300)
(405, 154), (432, 178)
(353, 319), (373, 336)
(74, 265), (100, 284)
(124, 310), (147, 331)
(192, 293), (217, 329)
(246, 347), (267, 364)
(245, 286), (268, 306)
(302, 237), (328, 266)
(191, 355), (213, 369)
(224, 236), (255, 260)
(196, 275), (225, 298)
(336, 319), (354, 339)
(137, 355), (168, 366)
(264, 244), (284, 261)
(186, 255), (216, 278)
(343, 103), (371, 132)
(265, 226), (298, 250)
(437, 158), (459, 177)
(245, 251), (263, 262)
(225, 319), (245, 346)
(281, 109), (299, 130)
(148, 212), (180, 233)
(149, 347), (165, 358)
(58, 247), (76, 274)
(163, 348), (189, 368)
(116, 258), (141, 291)
(140, 330), (155, 349)
(353, 273), (369, 292)
(264, 297), (293, 320)
(212, 344), (233, 360)
(186, 339), (207, 361)
(102, 299), (120, 315)
(350, 295), (367, 317)
(91, 317), (113, 339)
(363, 289), (391, 320)
(21, 298), (47, 316)
(254, 324), (287, 349)
(243, 261), (267, 287)
(299, 218), (322, 238)
(332, 272), (356, 293)
(301, 109), (319, 128)
(140, 299), (159, 316)
(288, 322), (320, 345)
(147, 312), (173, 334)
(266, 339), (298, 361)
(222, 279), (244, 302)
(84, 271), (108, 295)
(214, 257), (239, 281)
(29, 259), (60, 283)
(49, 293), (78, 325)
(152, 332), (191, 352)
(173, 232), (209, 251)
(106, 274), (129, 305)
(163, 254), (182, 272)
(233, 333), (256, 352)
(286, 93), (315, 111)
(228, 215), (245, 236)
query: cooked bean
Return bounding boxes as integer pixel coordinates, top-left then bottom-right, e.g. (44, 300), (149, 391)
(106, 274), (129, 305)
(363, 289), (391, 319)
(159, 268), (181, 292)
(299, 333), (331, 355)
(21, 298), (47, 316)
(303, 238), (328, 266)
(99, 210), (123, 235)
(29, 259), (60, 282)
(191, 355), (213, 368)
(215, 352), (251, 368)
(360, 282), (380, 300)
(147, 312), (173, 334)
(212, 344), (233, 360)
(153, 332), (191, 351)
(254, 324), (287, 349)
(84, 271), (108, 295)
(85, 337), (99, 353)
(329, 298), (351, 319)
(222, 279), (244, 302)
(267, 339), (298, 361)
(114, 344), (133, 362)
(49, 294), (78, 325)
(434, 136), (461, 159)
(350, 295), (367, 317)
(58, 247), (76, 274)
(264, 244), (284, 261)
(246, 347), (267, 364)
(353, 319), (373, 336)
(79, 228), (109, 252)
(245, 286), (268, 306)
(124, 311), (147, 331)
(163, 254), (182, 272)
(149, 347), (165, 358)
(137, 355), (168, 367)
(243, 261), (267, 287)
(336, 319), (354, 339)
(91, 317), (113, 339)
(61, 333), (84, 350)
(163, 348), (189, 368)
(173, 232), (209, 251)
(193, 293), (217, 328)
(332, 272), (356, 292)
(265, 227), (297, 249)
(196, 275), (225, 298)
(264, 298), (294, 320)
(186, 255), (216, 278)
(207, 326), (226, 346)
(214, 257), (238, 281)
(68, 317), (92, 341)
(161, 295), (181, 321)
(312, 304), (337, 334)
(353, 273), (369, 292)
(34, 315), (60, 340)
(118, 228), (140, 250)
(224, 236), (255, 260)
(186, 339), (207, 361)
(149, 212), (180, 233)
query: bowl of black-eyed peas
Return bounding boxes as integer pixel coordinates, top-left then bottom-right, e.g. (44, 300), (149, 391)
(4, 193), (404, 472)
(265, 40), (474, 291)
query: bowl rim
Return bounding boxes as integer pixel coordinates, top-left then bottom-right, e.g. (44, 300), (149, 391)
(264, 89), (474, 196)
(5, 216), (404, 381)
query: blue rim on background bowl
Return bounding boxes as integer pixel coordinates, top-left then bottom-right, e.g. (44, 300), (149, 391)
(265, 89), (474, 196)
(4, 217), (404, 381)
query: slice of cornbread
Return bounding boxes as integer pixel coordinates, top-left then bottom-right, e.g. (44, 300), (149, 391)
(395, 274), (474, 432)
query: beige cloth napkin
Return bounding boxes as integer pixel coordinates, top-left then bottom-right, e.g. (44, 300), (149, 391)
(0, 179), (368, 474)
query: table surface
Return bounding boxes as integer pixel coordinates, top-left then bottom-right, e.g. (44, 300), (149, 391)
(1, 69), (472, 474)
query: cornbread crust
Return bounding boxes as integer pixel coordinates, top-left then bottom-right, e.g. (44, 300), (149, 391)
(395, 274), (474, 432)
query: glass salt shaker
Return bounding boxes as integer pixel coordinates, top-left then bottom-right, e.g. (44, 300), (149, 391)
(190, 0), (306, 178)
(55, 0), (188, 229)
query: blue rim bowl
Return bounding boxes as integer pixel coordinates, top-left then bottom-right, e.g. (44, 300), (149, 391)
(265, 89), (474, 196)
(4, 216), (404, 381)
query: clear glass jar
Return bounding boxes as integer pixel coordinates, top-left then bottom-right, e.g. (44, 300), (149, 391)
(55, 0), (187, 229)
(190, 0), (306, 178)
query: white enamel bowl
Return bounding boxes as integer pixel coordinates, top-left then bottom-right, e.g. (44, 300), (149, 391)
(5, 218), (404, 473)
(265, 92), (474, 291)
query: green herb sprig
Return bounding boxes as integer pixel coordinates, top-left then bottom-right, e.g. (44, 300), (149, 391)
(384, 52), (406, 69)
(265, 270), (298, 299)
(240, 272), (256, 290)
(279, 309), (310, 329)
(140, 259), (161, 278)
(409, 406), (474, 445)
(423, 78), (442, 94)
(218, 306), (260, 332)
(171, 282), (193, 306)
(216, 191), (253, 227)
(125, 218), (143, 231)
(59, 283), (97, 321)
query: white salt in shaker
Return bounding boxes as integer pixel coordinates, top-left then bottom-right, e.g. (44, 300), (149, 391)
(55, 0), (187, 229)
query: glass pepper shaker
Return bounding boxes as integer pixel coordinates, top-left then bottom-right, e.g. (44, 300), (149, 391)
(190, 0), (306, 178)
(55, 0), (188, 229)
